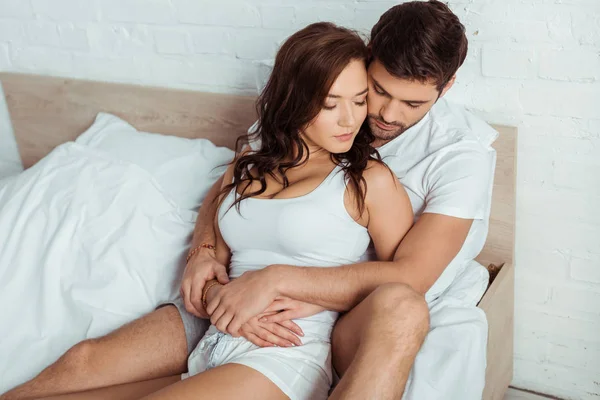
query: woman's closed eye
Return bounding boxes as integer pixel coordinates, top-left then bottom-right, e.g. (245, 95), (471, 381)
(323, 98), (367, 110)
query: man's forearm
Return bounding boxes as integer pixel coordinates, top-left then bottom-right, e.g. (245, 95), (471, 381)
(189, 176), (223, 250)
(269, 214), (472, 311)
(270, 258), (426, 312)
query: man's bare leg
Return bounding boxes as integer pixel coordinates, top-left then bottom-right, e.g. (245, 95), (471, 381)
(41, 376), (181, 400)
(329, 283), (430, 400)
(1, 306), (189, 400)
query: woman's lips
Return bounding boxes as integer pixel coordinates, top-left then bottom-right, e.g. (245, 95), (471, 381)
(334, 133), (354, 142)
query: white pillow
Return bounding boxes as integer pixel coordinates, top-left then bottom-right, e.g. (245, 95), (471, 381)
(76, 113), (234, 211)
(0, 160), (23, 181)
(253, 59), (274, 94)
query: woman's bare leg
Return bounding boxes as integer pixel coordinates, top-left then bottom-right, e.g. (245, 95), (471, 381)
(141, 364), (289, 400)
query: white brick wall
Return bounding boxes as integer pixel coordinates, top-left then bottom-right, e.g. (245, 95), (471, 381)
(0, 1), (599, 398)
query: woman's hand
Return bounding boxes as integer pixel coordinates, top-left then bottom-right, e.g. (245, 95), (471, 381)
(205, 281), (223, 305)
(239, 313), (304, 347)
(259, 297), (326, 323)
(207, 282), (303, 347)
(207, 268), (280, 337)
(180, 249), (230, 319)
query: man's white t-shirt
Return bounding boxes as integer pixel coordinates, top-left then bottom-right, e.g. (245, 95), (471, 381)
(370, 98), (497, 301)
(248, 98), (497, 302)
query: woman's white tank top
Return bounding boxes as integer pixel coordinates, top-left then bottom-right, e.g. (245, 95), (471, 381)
(217, 164), (371, 340)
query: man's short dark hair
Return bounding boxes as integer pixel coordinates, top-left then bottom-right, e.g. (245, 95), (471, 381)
(370, 0), (468, 91)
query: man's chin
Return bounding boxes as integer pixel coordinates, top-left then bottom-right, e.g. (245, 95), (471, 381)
(368, 121), (405, 142)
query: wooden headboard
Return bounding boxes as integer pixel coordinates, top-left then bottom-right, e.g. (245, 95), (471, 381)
(0, 72), (256, 168)
(0, 72), (516, 268)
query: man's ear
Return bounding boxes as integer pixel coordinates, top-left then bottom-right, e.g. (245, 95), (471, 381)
(439, 75), (456, 98)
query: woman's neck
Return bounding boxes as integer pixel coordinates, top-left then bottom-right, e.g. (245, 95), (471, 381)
(291, 136), (331, 165)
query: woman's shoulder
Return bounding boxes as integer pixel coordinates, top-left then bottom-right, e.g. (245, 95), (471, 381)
(362, 161), (412, 225)
(362, 160), (399, 192)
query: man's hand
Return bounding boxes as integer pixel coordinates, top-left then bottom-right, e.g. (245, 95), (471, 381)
(259, 296), (326, 323)
(180, 249), (229, 318)
(207, 268), (279, 336)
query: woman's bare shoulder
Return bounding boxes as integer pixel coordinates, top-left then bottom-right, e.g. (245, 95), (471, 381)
(363, 160), (399, 192)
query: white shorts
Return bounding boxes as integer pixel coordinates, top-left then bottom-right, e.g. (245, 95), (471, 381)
(184, 325), (333, 400)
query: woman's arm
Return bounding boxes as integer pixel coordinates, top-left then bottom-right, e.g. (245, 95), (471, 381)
(258, 163), (413, 325)
(213, 165), (234, 267)
(362, 162), (414, 262)
(180, 175), (229, 318)
(188, 176), (223, 257)
(180, 164), (233, 318)
(200, 163), (235, 297)
(266, 162), (414, 311)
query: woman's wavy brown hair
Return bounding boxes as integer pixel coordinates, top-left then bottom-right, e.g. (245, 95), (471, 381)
(223, 22), (383, 215)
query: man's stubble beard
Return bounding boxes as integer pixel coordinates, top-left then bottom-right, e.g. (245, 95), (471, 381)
(367, 114), (420, 146)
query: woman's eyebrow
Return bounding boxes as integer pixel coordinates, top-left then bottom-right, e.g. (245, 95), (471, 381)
(327, 88), (369, 98)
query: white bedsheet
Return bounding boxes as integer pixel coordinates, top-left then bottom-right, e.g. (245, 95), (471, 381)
(404, 260), (489, 400)
(0, 143), (197, 392)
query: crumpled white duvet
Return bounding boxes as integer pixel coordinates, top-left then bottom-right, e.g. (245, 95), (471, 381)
(0, 143), (197, 392)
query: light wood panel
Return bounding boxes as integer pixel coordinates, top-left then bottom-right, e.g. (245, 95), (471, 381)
(476, 125), (517, 269)
(0, 72), (257, 169)
(477, 125), (517, 400)
(480, 262), (515, 400)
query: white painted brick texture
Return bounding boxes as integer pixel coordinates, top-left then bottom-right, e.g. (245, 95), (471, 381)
(0, 1), (599, 398)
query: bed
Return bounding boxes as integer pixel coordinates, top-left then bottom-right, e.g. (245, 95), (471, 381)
(0, 72), (516, 400)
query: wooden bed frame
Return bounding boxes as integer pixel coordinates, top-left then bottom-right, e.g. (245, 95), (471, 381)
(0, 72), (516, 400)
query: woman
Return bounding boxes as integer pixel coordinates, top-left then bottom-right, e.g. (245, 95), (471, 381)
(142, 22), (413, 400)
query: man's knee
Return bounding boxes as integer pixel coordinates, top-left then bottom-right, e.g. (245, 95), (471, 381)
(62, 339), (99, 372)
(368, 283), (430, 335)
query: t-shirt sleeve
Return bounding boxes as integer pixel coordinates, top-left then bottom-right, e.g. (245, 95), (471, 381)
(424, 146), (495, 220)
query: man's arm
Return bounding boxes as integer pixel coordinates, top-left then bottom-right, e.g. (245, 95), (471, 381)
(268, 147), (494, 312)
(269, 213), (473, 311)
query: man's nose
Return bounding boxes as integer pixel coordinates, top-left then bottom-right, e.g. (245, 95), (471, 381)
(380, 100), (401, 124)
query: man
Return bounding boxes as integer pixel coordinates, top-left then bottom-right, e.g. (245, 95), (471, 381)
(1, 1), (496, 399)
